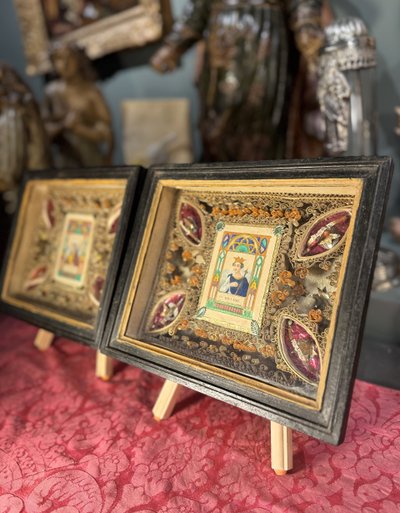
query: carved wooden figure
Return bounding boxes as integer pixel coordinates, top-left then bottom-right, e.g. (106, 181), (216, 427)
(151, 0), (325, 162)
(0, 63), (51, 211)
(42, 43), (113, 168)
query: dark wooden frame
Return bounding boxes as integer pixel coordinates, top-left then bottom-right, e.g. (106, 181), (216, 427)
(0, 167), (142, 346)
(98, 157), (393, 444)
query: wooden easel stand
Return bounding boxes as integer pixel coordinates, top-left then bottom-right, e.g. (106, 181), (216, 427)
(34, 331), (293, 473)
(152, 380), (293, 475)
(33, 328), (114, 381)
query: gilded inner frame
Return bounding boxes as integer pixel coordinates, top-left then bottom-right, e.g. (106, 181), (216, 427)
(2, 178), (127, 329)
(13, 0), (171, 75)
(118, 177), (363, 410)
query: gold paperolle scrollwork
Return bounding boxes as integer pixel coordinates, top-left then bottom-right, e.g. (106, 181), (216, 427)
(308, 308), (324, 323)
(143, 188), (357, 399)
(20, 185), (125, 326)
(212, 205), (302, 226)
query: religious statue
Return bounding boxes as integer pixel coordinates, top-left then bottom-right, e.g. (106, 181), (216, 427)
(42, 43), (113, 168)
(42, 0), (140, 36)
(151, 0), (325, 162)
(317, 17), (377, 156)
(395, 107), (400, 137)
(0, 63), (51, 212)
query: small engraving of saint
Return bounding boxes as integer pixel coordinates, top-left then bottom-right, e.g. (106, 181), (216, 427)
(54, 213), (95, 288)
(219, 256), (249, 297)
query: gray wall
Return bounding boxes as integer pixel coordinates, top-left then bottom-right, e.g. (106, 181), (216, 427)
(1, 0), (399, 215)
(334, 0), (400, 217)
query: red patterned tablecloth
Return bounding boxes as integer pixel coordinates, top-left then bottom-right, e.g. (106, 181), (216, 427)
(0, 315), (399, 513)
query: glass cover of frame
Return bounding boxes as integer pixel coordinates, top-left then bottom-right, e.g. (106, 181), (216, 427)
(2, 178), (127, 329)
(121, 177), (363, 408)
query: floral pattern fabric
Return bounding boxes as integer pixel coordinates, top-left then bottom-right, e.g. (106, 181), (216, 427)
(0, 314), (399, 513)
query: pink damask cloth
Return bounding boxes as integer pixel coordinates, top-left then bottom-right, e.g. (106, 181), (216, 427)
(0, 315), (399, 513)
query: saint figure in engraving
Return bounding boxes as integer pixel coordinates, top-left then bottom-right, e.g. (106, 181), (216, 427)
(219, 256), (249, 297)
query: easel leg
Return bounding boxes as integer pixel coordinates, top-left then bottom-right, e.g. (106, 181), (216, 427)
(270, 421), (293, 475)
(152, 380), (182, 421)
(95, 351), (114, 381)
(152, 382), (294, 473)
(33, 329), (55, 351)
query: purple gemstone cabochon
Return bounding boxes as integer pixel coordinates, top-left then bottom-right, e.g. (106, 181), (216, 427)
(178, 203), (203, 245)
(281, 318), (321, 384)
(149, 292), (186, 332)
(301, 211), (351, 257)
(109, 214), (120, 235)
(24, 265), (48, 290)
(45, 199), (55, 228)
(92, 276), (105, 302)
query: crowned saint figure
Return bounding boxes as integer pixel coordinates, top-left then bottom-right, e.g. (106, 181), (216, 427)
(220, 256), (249, 297)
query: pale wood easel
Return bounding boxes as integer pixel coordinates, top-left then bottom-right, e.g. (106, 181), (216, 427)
(33, 328), (114, 381)
(152, 379), (293, 475)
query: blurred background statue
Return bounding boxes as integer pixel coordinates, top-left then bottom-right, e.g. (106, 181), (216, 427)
(0, 62), (51, 212)
(317, 17), (377, 156)
(395, 106), (400, 137)
(151, 0), (325, 162)
(42, 0), (141, 36)
(43, 43), (114, 168)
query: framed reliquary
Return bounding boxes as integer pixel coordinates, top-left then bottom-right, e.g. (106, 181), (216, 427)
(0, 167), (140, 345)
(99, 158), (392, 444)
(13, 0), (172, 75)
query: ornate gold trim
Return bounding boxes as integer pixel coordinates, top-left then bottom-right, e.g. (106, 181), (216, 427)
(118, 332), (318, 408)
(1, 178), (128, 330)
(13, 0), (170, 75)
(118, 177), (363, 411)
(316, 187), (362, 407)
